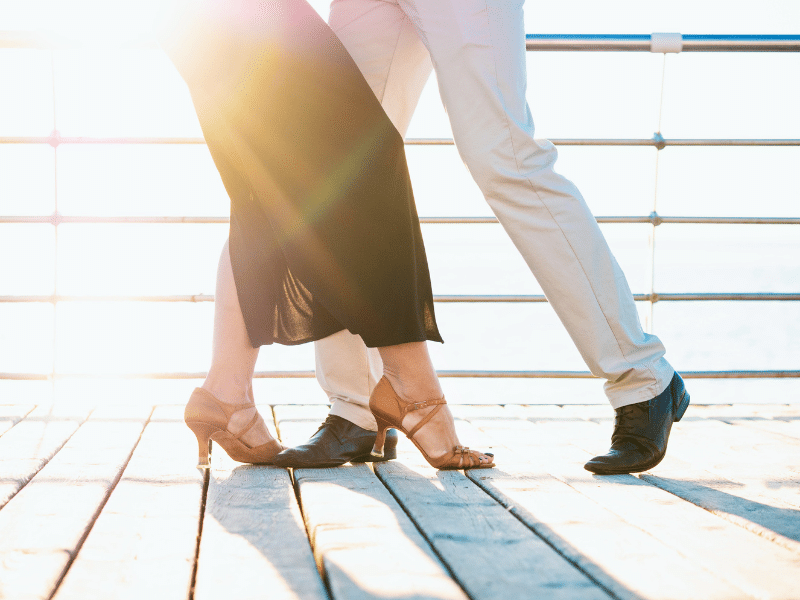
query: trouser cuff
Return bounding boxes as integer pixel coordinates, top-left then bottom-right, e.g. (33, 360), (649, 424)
(329, 398), (377, 431)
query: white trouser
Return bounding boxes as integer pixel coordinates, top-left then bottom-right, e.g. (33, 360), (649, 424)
(317, 0), (675, 430)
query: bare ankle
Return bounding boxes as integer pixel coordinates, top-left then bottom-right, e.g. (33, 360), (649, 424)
(382, 371), (442, 404)
(201, 375), (254, 406)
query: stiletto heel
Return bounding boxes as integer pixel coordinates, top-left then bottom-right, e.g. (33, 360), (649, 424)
(184, 388), (284, 465)
(186, 421), (217, 468)
(368, 377), (494, 470)
(371, 417), (392, 458)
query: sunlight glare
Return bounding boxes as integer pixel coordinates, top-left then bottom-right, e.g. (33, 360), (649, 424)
(0, 0), (798, 391)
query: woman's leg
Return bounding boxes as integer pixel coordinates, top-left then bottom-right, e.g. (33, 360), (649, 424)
(377, 342), (493, 465)
(201, 239), (276, 448)
(311, 0), (434, 436)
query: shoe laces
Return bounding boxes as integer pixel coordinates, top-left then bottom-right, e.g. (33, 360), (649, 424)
(311, 415), (338, 436)
(611, 402), (650, 447)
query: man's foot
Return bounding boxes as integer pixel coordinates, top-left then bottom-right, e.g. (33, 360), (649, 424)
(584, 373), (690, 475)
(273, 415), (398, 468)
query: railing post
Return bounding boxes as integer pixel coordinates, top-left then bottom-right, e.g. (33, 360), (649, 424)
(50, 48), (59, 392)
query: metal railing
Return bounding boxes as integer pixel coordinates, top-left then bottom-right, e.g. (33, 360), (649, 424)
(1, 33), (798, 381)
(525, 33), (800, 52)
(3, 31), (799, 51)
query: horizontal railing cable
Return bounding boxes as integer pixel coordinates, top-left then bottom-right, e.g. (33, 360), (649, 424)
(3, 135), (799, 147)
(3, 31), (799, 51)
(524, 34), (800, 52)
(3, 370), (799, 380)
(2, 293), (799, 304)
(2, 214), (799, 226)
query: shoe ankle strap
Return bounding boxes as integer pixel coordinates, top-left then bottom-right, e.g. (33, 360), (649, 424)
(402, 397), (447, 415)
(195, 388), (256, 416)
(233, 409), (262, 443)
(404, 399), (447, 439)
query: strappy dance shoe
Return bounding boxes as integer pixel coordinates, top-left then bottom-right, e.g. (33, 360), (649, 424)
(369, 377), (494, 469)
(184, 387), (283, 467)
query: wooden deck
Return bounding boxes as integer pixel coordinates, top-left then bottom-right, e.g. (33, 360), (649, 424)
(1, 398), (800, 600)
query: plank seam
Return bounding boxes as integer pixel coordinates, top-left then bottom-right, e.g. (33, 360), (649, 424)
(188, 466), (211, 600)
(463, 472), (622, 600)
(448, 415), (623, 599)
(288, 468), (335, 600)
(712, 416), (800, 443)
(373, 464), (534, 600)
(466, 413), (778, 599)
(0, 404), (37, 440)
(270, 405), (286, 447)
(638, 473), (800, 556)
(274, 407), (349, 600)
(532, 411), (800, 557)
(540, 471), (762, 600)
(45, 406), (156, 600)
(0, 407), (96, 512)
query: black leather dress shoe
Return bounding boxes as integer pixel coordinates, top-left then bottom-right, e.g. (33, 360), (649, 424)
(273, 415), (398, 468)
(584, 372), (690, 475)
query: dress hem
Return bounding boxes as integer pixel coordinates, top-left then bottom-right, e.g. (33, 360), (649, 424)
(248, 327), (444, 349)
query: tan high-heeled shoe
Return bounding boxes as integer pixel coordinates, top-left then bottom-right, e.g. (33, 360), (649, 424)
(184, 388), (283, 467)
(369, 377), (494, 470)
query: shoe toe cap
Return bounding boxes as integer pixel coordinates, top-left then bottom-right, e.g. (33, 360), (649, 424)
(583, 455), (614, 473)
(271, 448), (300, 467)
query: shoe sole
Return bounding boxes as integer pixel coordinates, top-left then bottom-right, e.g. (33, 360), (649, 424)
(674, 387), (690, 422)
(585, 455), (664, 475)
(586, 386), (691, 475)
(276, 439), (399, 468)
(350, 447), (397, 463)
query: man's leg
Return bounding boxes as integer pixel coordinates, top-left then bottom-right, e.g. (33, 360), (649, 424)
(397, 0), (673, 406)
(274, 0), (434, 467)
(393, 0), (687, 473)
(314, 0), (432, 431)
(316, 330), (382, 431)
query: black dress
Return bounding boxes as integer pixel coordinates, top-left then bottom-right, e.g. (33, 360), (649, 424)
(160, 0), (442, 348)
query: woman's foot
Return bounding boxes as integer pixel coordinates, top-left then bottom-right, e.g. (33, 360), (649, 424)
(202, 384), (277, 449)
(371, 376), (494, 469)
(185, 386), (283, 466)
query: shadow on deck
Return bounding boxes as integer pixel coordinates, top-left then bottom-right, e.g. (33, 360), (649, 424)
(1, 390), (800, 600)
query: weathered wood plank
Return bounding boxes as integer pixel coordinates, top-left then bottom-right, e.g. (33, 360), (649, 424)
(0, 420), (15, 439)
(490, 406), (800, 551)
(690, 405), (799, 419)
(374, 441), (611, 600)
(272, 404), (330, 423)
(639, 455), (800, 554)
(293, 463), (468, 600)
(515, 404), (800, 512)
(537, 453), (800, 600)
(0, 403), (93, 510)
(193, 453), (327, 600)
(0, 404), (36, 438)
(579, 403), (800, 444)
(657, 417), (800, 509)
(0, 404), (151, 600)
(555, 404), (618, 421)
(275, 405), (473, 598)
(276, 407), (472, 598)
(462, 410), (756, 600)
(469, 466), (748, 600)
(52, 406), (205, 600)
(713, 415), (800, 442)
(0, 405), (37, 419)
(486, 406), (800, 561)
